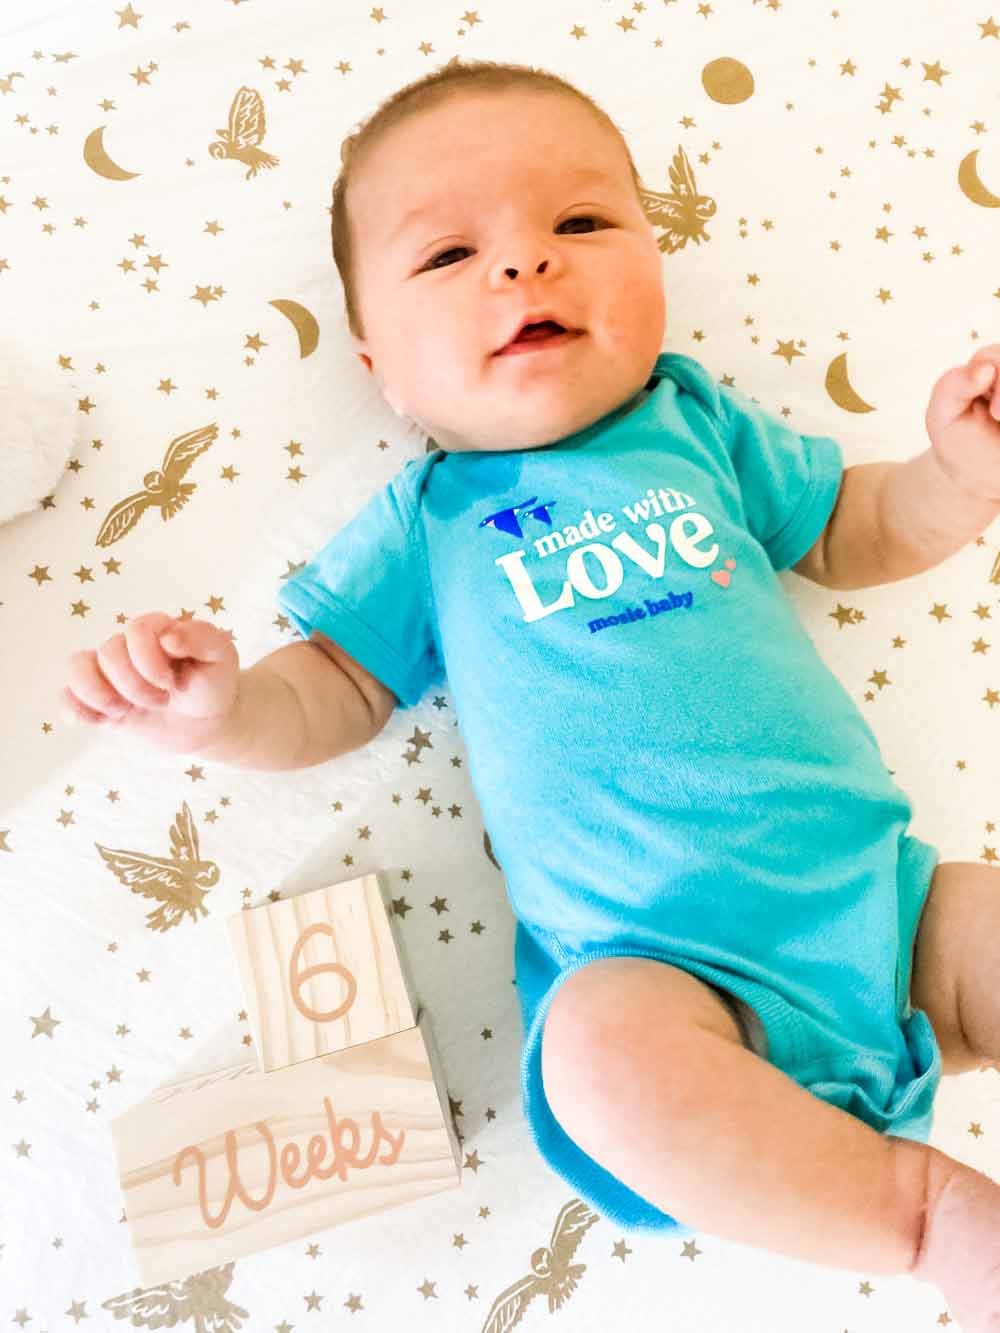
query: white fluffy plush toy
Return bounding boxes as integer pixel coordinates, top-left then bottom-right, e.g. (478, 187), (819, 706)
(0, 348), (78, 527)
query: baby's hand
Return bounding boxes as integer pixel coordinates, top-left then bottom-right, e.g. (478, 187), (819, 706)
(59, 612), (241, 754)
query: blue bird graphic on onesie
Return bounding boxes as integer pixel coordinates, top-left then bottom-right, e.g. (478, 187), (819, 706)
(479, 497), (557, 539)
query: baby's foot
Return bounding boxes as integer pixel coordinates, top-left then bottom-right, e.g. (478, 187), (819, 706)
(911, 1154), (1000, 1332)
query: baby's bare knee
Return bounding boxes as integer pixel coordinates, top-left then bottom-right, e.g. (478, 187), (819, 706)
(540, 956), (744, 1144)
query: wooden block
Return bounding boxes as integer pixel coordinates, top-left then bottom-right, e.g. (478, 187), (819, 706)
(110, 1012), (461, 1286)
(227, 873), (418, 1071)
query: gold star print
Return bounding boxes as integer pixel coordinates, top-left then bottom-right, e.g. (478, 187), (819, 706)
(30, 1006), (61, 1038)
(973, 638), (990, 654)
(681, 1238), (702, 1260)
(983, 688), (1000, 708)
(829, 603), (860, 627)
(612, 1238), (633, 1260)
(774, 339), (805, 365)
(929, 603), (951, 622)
(304, 1291), (322, 1311)
(417, 1279), (437, 1299)
(868, 669), (891, 690)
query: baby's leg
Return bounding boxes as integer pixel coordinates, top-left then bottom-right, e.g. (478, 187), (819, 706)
(542, 957), (1000, 1325)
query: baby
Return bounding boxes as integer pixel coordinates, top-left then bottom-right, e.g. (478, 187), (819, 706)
(60, 60), (1000, 1327)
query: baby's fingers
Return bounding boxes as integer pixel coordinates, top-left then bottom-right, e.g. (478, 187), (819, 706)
(158, 618), (233, 664)
(97, 634), (171, 710)
(155, 619), (239, 719)
(124, 614), (178, 692)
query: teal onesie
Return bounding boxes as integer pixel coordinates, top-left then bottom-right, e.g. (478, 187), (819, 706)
(277, 351), (942, 1234)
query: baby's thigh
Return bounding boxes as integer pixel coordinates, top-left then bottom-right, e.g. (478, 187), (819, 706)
(541, 955), (750, 1108)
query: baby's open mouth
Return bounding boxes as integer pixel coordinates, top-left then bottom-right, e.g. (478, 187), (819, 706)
(495, 322), (584, 356)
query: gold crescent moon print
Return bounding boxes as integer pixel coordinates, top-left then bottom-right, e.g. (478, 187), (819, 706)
(958, 149), (1000, 207)
(269, 300), (320, 357)
(83, 126), (140, 181)
(825, 354), (876, 414)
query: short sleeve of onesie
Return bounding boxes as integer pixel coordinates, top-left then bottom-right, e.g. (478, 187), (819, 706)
(716, 380), (843, 572)
(276, 455), (445, 709)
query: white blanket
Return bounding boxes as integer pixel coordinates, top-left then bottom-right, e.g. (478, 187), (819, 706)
(3, 1), (1000, 1329)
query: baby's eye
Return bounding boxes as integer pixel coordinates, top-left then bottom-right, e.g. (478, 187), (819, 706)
(421, 215), (607, 271)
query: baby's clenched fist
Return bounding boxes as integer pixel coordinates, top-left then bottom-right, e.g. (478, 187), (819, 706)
(59, 612), (242, 754)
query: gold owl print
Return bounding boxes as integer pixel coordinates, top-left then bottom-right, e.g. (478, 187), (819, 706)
(101, 1262), (249, 1331)
(95, 802), (220, 933)
(94, 423), (217, 547)
(481, 1199), (599, 1331)
(209, 87), (280, 179)
(639, 146), (717, 253)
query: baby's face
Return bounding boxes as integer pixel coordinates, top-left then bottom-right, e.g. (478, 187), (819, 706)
(348, 90), (666, 453)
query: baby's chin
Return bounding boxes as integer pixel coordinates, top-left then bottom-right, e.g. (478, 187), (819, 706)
(433, 424), (580, 454)
(430, 400), (610, 454)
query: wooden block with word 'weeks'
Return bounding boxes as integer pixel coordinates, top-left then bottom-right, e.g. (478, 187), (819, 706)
(227, 873), (418, 1072)
(110, 1011), (461, 1286)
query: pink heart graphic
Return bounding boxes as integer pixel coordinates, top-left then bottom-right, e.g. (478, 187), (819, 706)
(711, 569), (730, 588)
(725, 558), (736, 569)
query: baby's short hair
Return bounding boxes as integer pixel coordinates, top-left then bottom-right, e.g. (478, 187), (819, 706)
(330, 58), (647, 343)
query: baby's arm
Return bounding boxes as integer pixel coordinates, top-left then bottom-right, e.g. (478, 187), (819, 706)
(200, 633), (396, 771)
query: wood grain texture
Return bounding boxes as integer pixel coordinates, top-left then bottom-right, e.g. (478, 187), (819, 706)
(111, 1012), (461, 1286)
(227, 872), (418, 1071)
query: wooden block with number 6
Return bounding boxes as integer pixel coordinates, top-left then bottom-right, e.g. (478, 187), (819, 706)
(227, 873), (418, 1071)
